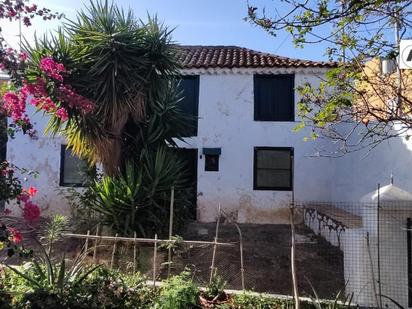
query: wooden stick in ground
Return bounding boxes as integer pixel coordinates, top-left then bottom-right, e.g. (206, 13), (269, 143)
(290, 204), (300, 309)
(210, 204), (221, 284)
(167, 186), (175, 277)
(133, 231), (137, 274)
(234, 223), (245, 291)
(93, 225), (100, 264)
(84, 230), (90, 254)
(153, 233), (158, 288)
(61, 233), (235, 247)
(110, 233), (118, 270)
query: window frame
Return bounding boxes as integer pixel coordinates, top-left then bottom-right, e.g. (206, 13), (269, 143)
(253, 74), (295, 122)
(205, 154), (219, 172)
(177, 75), (200, 137)
(59, 145), (92, 187)
(253, 146), (294, 191)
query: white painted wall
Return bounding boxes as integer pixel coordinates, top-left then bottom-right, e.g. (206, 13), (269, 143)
(6, 106), (71, 216)
(7, 68), (412, 223)
(177, 71), (335, 223)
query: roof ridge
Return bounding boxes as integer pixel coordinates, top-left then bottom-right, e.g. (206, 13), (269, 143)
(175, 45), (335, 69)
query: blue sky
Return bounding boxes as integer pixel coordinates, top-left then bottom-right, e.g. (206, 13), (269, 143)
(0, 0), (331, 61)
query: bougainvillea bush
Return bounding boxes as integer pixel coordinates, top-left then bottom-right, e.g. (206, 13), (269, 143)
(0, 161), (40, 257)
(0, 0), (62, 259)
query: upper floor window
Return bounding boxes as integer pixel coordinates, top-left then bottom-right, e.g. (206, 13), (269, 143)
(254, 74), (295, 121)
(177, 76), (199, 137)
(253, 147), (293, 191)
(60, 145), (93, 187)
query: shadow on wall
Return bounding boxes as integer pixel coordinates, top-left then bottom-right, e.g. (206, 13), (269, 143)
(331, 133), (412, 204)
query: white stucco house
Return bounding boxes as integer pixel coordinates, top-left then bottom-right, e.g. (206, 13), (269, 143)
(6, 45), (412, 307)
(6, 45), (412, 222)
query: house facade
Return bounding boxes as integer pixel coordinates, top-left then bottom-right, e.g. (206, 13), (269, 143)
(6, 45), (412, 223)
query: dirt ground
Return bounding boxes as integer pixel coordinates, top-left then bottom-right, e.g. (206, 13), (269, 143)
(174, 222), (345, 298)
(1, 219), (344, 299)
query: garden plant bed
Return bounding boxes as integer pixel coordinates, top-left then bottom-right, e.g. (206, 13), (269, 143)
(56, 222), (344, 299)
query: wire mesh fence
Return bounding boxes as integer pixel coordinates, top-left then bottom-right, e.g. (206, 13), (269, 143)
(59, 197), (412, 308)
(299, 200), (412, 308)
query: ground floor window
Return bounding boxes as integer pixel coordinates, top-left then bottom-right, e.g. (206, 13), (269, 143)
(253, 147), (293, 190)
(60, 145), (92, 187)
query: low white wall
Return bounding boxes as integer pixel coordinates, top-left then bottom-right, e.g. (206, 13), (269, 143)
(305, 205), (412, 309)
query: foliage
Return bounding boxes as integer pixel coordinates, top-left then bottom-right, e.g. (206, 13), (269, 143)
(227, 292), (354, 309)
(202, 270), (227, 302)
(4, 250), (100, 296)
(71, 267), (157, 309)
(0, 162), (39, 258)
(0, 161), (23, 202)
(306, 279), (353, 309)
(2, 246), (100, 308)
(72, 153), (192, 237)
(0, 0), (62, 84)
(1, 262), (359, 309)
(229, 292), (290, 309)
(20, 0), (189, 175)
(40, 214), (69, 256)
(246, 1), (412, 155)
(153, 270), (200, 309)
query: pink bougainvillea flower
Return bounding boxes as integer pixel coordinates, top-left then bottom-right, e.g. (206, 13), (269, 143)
(7, 227), (23, 244)
(17, 192), (30, 203)
(22, 201), (40, 222)
(55, 107), (69, 122)
(39, 57), (65, 81)
(18, 52), (28, 62)
(27, 186), (38, 197)
(57, 84), (95, 114)
(3, 208), (12, 215)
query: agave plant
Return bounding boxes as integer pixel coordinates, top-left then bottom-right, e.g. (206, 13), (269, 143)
(82, 147), (192, 237)
(3, 243), (99, 305)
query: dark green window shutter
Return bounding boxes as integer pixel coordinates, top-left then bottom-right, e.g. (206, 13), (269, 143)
(177, 76), (199, 136)
(254, 74), (295, 121)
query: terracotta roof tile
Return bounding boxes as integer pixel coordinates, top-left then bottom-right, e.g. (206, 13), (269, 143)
(175, 45), (334, 69)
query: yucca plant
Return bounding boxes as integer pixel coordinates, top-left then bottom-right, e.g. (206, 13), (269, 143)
(23, 0), (188, 175)
(23, 1), (194, 236)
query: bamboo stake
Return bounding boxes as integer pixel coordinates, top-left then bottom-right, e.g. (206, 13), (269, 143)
(167, 186), (175, 277)
(233, 223), (245, 291)
(290, 154), (300, 309)
(84, 230), (90, 254)
(110, 233), (118, 270)
(153, 233), (158, 288)
(366, 232), (381, 309)
(210, 204), (221, 284)
(61, 233), (235, 247)
(92, 225), (99, 264)
(290, 205), (299, 309)
(133, 231), (137, 274)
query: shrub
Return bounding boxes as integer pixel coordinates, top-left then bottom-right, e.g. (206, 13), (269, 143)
(72, 155), (192, 238)
(230, 292), (289, 309)
(153, 270), (200, 309)
(72, 267), (156, 309)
